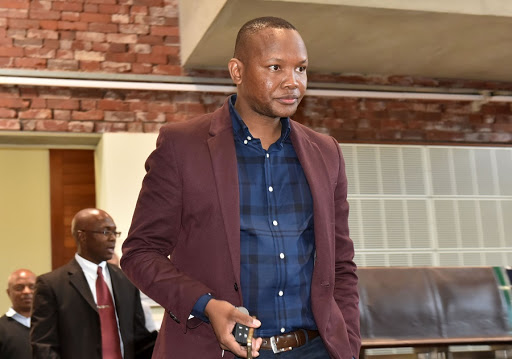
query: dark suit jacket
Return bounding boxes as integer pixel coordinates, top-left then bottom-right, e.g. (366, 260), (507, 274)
(121, 98), (360, 359)
(30, 258), (156, 359)
(0, 314), (30, 359)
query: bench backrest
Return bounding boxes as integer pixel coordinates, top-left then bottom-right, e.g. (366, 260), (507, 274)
(358, 267), (511, 340)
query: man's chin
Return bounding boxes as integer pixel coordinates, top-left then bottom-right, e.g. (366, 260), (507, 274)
(273, 106), (299, 119)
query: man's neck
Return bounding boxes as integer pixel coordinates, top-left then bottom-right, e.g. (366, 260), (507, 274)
(17, 310), (30, 318)
(235, 102), (282, 150)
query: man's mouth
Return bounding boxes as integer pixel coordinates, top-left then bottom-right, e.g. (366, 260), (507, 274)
(276, 96), (299, 105)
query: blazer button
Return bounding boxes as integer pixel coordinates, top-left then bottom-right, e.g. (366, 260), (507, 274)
(234, 282), (239, 291)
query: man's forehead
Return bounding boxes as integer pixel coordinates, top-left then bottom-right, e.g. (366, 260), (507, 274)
(251, 27), (297, 43)
(248, 28), (306, 53)
(83, 212), (114, 226)
(11, 271), (35, 282)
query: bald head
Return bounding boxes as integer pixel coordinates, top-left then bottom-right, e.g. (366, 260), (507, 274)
(71, 208), (106, 240)
(72, 208), (118, 264)
(6, 268), (36, 317)
(7, 269), (36, 287)
(234, 16), (297, 62)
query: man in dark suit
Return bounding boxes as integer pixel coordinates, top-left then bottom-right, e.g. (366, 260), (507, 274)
(0, 268), (36, 359)
(121, 16), (360, 359)
(30, 208), (156, 359)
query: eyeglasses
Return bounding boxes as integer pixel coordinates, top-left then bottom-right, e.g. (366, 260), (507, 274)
(78, 229), (122, 238)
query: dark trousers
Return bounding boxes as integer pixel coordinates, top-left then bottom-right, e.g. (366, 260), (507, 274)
(237, 336), (330, 358)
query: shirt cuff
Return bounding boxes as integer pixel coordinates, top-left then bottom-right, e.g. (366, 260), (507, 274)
(191, 293), (213, 322)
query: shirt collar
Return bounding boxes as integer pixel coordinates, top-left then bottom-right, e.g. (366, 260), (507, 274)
(75, 253), (107, 276)
(6, 307), (30, 327)
(228, 94), (292, 147)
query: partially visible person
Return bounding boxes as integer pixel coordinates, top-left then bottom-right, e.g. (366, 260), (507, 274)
(108, 253), (159, 332)
(0, 268), (36, 359)
(30, 208), (156, 359)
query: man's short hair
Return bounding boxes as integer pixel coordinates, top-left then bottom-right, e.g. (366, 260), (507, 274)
(234, 16), (297, 59)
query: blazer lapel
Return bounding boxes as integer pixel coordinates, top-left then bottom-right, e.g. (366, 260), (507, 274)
(290, 122), (334, 279)
(290, 122), (332, 199)
(68, 259), (98, 312)
(207, 101), (242, 296)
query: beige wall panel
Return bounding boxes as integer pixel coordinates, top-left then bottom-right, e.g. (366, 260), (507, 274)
(0, 149), (51, 313)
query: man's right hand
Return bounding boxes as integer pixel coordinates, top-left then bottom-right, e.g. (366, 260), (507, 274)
(204, 299), (262, 358)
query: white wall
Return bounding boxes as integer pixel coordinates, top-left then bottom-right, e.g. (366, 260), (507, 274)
(94, 133), (159, 257)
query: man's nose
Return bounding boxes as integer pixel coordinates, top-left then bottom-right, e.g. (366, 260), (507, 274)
(283, 69), (299, 88)
(22, 285), (33, 294)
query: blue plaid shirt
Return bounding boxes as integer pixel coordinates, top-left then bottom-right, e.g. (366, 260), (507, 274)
(230, 95), (316, 336)
(192, 95), (317, 336)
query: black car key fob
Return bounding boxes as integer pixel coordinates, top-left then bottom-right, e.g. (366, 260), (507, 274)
(233, 307), (250, 345)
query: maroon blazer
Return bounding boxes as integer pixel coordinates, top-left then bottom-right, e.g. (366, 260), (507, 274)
(121, 98), (360, 359)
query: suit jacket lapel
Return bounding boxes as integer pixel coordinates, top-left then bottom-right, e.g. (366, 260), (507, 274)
(207, 101), (242, 296)
(68, 258), (98, 312)
(109, 264), (129, 340)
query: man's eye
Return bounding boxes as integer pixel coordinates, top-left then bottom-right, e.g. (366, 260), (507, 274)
(13, 285), (32, 291)
(297, 66), (307, 73)
(269, 65), (280, 71)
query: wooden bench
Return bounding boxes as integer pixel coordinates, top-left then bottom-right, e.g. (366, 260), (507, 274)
(357, 267), (512, 359)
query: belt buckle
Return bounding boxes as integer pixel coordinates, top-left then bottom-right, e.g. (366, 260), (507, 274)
(270, 336), (293, 354)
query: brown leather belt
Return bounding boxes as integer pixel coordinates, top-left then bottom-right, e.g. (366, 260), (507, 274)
(260, 329), (319, 353)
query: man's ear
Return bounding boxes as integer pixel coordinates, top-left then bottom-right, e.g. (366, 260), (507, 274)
(228, 58), (243, 85)
(76, 231), (86, 248)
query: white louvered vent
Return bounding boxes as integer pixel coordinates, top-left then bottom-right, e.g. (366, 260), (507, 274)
(340, 144), (512, 267)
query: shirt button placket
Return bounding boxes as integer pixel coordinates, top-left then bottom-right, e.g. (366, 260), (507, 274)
(267, 148), (284, 333)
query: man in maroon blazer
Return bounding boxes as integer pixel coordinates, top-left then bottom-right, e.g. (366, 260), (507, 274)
(121, 16), (360, 359)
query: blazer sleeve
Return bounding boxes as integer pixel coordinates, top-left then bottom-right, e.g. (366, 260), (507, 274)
(332, 137), (361, 357)
(30, 275), (61, 359)
(121, 126), (212, 332)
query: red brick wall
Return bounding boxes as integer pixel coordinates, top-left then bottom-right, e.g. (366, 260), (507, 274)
(0, 0), (511, 144)
(295, 97), (512, 143)
(0, 86), (227, 132)
(0, 0), (181, 75)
